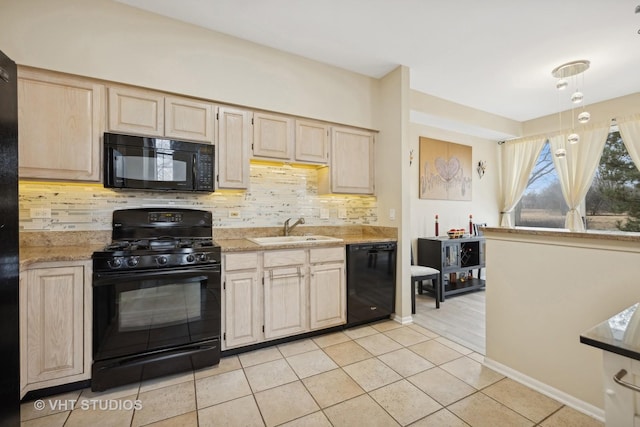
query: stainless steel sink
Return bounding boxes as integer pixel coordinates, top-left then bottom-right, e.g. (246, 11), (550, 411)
(247, 235), (343, 246)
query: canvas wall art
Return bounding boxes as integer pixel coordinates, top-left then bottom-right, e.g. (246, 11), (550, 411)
(419, 137), (472, 200)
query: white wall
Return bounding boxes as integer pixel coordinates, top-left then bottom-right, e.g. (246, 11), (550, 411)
(409, 123), (501, 240)
(408, 90), (502, 250)
(375, 66), (412, 320)
(0, 0), (377, 129)
(522, 93), (640, 137)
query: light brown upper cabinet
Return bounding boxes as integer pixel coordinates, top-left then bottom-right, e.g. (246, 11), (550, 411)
(107, 86), (214, 143)
(165, 96), (214, 142)
(107, 86), (164, 136)
(295, 119), (329, 164)
(217, 106), (252, 189)
(319, 126), (375, 195)
(18, 68), (104, 181)
(252, 112), (294, 160)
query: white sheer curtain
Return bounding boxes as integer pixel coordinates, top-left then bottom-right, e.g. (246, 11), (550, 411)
(618, 114), (640, 172)
(549, 124), (609, 231)
(499, 136), (546, 227)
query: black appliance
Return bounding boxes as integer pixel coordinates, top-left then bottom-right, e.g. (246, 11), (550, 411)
(103, 132), (215, 193)
(0, 49), (20, 425)
(91, 208), (221, 392)
(346, 242), (397, 327)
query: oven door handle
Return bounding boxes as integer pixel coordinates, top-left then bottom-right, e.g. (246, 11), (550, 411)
(93, 267), (220, 286)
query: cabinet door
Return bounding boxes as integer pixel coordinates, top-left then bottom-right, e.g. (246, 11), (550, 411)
(264, 266), (306, 339)
(603, 352), (636, 426)
(107, 86), (164, 136)
(295, 119), (329, 164)
(252, 112), (294, 160)
(224, 270), (262, 348)
(217, 106), (252, 189)
(443, 242), (461, 270)
(25, 266), (85, 383)
(320, 127), (375, 194)
(309, 262), (346, 329)
(165, 96), (214, 142)
(18, 68), (103, 181)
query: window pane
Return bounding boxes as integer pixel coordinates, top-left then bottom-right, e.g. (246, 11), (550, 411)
(586, 131), (640, 231)
(515, 142), (565, 228)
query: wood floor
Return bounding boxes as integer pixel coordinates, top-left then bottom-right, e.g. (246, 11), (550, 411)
(412, 289), (486, 355)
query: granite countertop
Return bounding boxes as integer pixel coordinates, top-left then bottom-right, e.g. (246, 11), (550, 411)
(19, 226), (398, 265)
(20, 245), (104, 270)
(581, 303), (640, 361)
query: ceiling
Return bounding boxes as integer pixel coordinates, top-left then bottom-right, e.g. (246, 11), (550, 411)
(115, 0), (640, 123)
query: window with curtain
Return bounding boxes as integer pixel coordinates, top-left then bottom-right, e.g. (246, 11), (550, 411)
(515, 130), (640, 231)
(514, 142), (565, 228)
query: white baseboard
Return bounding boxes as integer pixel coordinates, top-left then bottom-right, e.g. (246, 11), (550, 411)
(392, 314), (413, 325)
(484, 357), (605, 423)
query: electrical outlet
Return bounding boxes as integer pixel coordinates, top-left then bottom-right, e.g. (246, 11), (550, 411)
(30, 208), (51, 219)
(389, 208), (396, 220)
(320, 208), (330, 219)
(338, 208), (347, 219)
(228, 210), (241, 218)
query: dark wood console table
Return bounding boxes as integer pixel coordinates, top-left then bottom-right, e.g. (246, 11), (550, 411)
(417, 236), (486, 302)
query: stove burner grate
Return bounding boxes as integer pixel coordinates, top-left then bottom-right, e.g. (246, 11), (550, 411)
(104, 238), (214, 252)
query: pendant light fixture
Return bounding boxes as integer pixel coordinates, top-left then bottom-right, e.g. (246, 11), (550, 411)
(551, 60), (591, 148)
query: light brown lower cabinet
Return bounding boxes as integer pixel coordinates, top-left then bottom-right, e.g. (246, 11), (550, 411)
(20, 260), (92, 397)
(263, 250), (307, 340)
(309, 247), (346, 330)
(222, 247), (346, 350)
(223, 252), (262, 349)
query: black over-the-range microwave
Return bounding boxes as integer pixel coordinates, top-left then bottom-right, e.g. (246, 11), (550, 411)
(103, 132), (215, 193)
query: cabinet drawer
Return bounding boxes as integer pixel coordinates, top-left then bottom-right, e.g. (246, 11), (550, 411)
(225, 252), (259, 271)
(264, 250), (306, 268)
(310, 247), (344, 264)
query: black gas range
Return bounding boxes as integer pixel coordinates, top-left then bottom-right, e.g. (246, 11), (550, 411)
(91, 208), (221, 392)
(92, 209), (220, 272)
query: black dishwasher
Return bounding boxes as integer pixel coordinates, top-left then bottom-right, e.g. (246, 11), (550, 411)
(346, 242), (397, 327)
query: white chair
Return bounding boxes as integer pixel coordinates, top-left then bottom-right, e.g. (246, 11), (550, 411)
(410, 248), (440, 312)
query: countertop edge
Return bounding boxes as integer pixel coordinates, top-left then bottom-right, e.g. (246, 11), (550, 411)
(215, 236), (397, 252)
(482, 226), (640, 243)
(580, 334), (640, 361)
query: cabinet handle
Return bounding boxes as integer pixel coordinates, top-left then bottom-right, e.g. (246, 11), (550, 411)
(613, 369), (640, 393)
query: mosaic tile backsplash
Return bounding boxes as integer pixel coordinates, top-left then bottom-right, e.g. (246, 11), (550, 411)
(19, 164), (378, 232)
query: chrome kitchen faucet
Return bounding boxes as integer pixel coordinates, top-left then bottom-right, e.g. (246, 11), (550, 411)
(283, 217), (305, 236)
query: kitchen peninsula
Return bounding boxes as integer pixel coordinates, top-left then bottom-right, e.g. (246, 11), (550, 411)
(483, 227), (640, 420)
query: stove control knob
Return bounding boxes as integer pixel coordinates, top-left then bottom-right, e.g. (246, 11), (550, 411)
(197, 253), (208, 262)
(186, 254), (196, 263)
(110, 258), (123, 268)
(127, 257), (139, 267)
(157, 256), (168, 266)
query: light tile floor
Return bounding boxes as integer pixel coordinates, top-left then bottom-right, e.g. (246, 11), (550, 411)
(20, 321), (604, 427)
